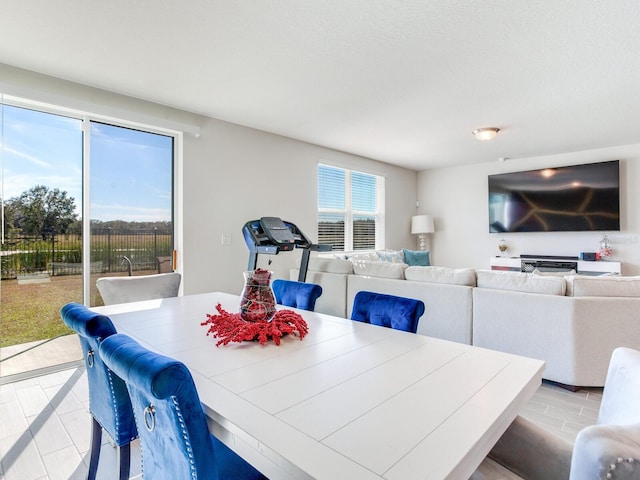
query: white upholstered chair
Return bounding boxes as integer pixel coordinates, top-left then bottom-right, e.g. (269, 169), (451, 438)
(96, 272), (181, 305)
(487, 347), (640, 479)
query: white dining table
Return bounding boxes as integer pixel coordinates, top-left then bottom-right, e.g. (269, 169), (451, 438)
(94, 292), (544, 480)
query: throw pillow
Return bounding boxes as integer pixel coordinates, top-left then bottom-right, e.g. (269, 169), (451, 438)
(351, 259), (408, 279)
(476, 269), (566, 296)
(402, 248), (430, 267)
(376, 249), (405, 263)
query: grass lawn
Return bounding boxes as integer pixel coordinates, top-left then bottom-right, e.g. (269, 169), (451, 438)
(0, 271), (154, 347)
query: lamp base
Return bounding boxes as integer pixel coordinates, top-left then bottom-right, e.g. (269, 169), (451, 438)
(418, 234), (426, 251)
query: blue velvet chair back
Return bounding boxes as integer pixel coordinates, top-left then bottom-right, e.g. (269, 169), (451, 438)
(99, 333), (265, 480)
(350, 291), (425, 333)
(60, 302), (137, 446)
(272, 279), (323, 311)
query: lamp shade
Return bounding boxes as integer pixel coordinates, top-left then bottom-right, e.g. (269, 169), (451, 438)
(411, 215), (435, 234)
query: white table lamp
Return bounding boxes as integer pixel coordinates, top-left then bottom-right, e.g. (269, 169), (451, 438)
(411, 215), (435, 251)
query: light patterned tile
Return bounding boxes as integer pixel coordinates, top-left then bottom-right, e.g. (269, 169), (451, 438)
(0, 432), (47, 480)
(27, 412), (73, 456)
(15, 385), (51, 418)
(471, 457), (523, 479)
(35, 370), (74, 390)
(544, 404), (598, 427)
(0, 384), (16, 405)
(59, 409), (92, 454)
(0, 399), (29, 440)
(41, 445), (86, 480)
(520, 409), (565, 430)
(43, 384), (84, 416)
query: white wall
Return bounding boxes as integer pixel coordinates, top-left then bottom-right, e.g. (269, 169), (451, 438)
(417, 146), (640, 274)
(183, 117), (417, 295)
(1, 64), (418, 296)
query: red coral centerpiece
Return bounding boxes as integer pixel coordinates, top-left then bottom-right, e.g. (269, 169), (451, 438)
(202, 303), (309, 346)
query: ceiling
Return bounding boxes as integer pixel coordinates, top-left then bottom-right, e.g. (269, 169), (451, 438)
(2, 1), (640, 171)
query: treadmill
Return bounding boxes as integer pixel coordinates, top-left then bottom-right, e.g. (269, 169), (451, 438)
(242, 217), (331, 282)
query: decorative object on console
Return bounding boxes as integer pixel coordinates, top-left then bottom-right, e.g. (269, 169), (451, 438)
(239, 268), (276, 322)
(403, 248), (430, 266)
(411, 214), (435, 251)
(202, 303), (308, 346)
(599, 233), (613, 260)
(498, 238), (508, 256)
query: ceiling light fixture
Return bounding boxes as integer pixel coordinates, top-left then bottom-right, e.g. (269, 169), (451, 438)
(472, 127), (500, 141)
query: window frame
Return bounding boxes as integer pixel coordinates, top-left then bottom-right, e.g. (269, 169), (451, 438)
(317, 163), (385, 252)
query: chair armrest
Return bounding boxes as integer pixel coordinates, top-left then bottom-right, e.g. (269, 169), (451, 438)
(569, 424), (640, 480)
(489, 415), (572, 480)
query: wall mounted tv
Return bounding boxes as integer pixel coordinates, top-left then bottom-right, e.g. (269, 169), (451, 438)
(488, 160), (620, 233)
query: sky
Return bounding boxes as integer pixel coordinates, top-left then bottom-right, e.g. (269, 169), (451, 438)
(1, 104), (173, 222)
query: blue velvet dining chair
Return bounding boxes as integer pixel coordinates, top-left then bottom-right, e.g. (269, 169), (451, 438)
(60, 302), (137, 480)
(272, 279), (323, 311)
(350, 290), (425, 333)
(98, 333), (267, 480)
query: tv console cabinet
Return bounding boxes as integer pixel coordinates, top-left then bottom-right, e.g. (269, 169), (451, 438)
(490, 256), (621, 275)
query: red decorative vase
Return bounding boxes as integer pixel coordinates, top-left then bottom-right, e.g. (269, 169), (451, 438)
(239, 269), (276, 322)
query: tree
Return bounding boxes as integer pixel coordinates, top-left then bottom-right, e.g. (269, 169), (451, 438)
(4, 185), (78, 237)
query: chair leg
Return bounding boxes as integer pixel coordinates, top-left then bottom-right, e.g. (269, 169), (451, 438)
(87, 417), (102, 480)
(117, 443), (131, 480)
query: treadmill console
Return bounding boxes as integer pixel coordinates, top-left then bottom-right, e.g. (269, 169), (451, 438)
(259, 217), (296, 246)
(242, 217), (331, 278)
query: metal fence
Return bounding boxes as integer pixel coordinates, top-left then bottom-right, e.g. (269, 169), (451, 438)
(1, 228), (173, 280)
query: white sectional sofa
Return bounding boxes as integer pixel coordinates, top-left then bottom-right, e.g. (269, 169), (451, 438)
(293, 256), (476, 344)
(290, 255), (640, 389)
(472, 271), (640, 388)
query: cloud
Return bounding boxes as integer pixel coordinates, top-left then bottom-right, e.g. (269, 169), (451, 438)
(2, 145), (52, 168)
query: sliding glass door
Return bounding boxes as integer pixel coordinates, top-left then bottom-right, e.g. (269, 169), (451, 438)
(1, 105), (84, 380)
(88, 122), (174, 306)
(1, 101), (175, 381)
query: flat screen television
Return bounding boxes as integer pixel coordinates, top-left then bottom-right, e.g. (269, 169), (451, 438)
(488, 160), (620, 233)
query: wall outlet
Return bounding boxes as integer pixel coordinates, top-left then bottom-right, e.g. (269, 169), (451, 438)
(222, 233), (232, 246)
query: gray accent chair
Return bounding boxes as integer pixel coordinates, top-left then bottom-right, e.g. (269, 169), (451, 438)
(488, 347), (640, 479)
(96, 272), (181, 305)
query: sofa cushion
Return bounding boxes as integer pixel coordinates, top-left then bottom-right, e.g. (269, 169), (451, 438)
(302, 257), (354, 274)
(348, 252), (379, 261)
(476, 269), (566, 296)
(532, 268), (576, 277)
(567, 275), (640, 297)
(351, 259), (408, 279)
(402, 248), (431, 266)
(405, 266), (476, 286)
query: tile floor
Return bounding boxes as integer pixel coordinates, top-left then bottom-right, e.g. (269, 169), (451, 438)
(0, 367), (141, 480)
(0, 363), (603, 480)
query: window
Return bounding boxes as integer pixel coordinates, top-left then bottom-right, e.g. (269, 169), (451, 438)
(317, 164), (385, 251)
